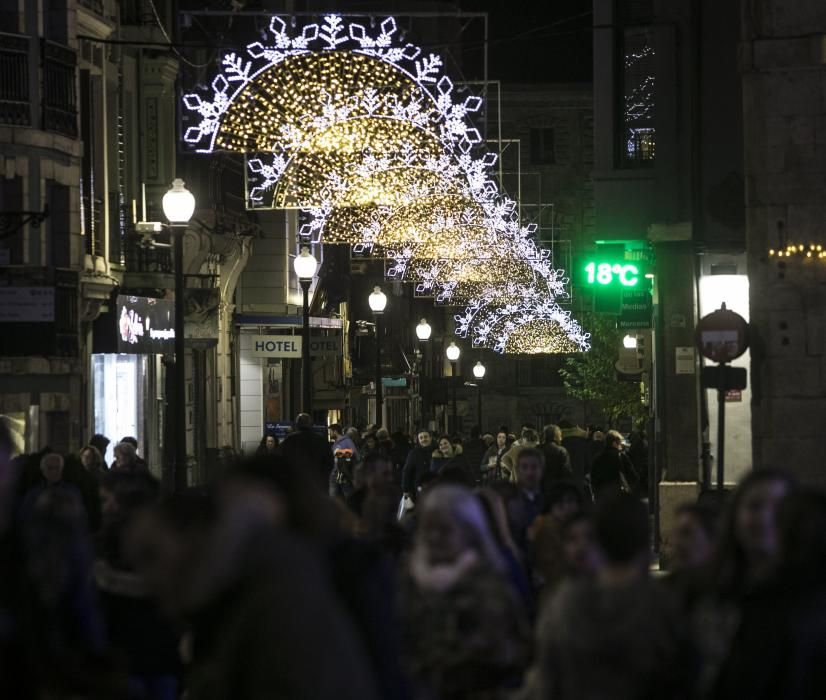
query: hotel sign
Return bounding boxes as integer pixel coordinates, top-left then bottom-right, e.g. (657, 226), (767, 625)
(251, 335), (302, 358)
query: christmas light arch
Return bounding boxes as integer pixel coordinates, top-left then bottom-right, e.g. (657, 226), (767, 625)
(182, 13), (590, 354)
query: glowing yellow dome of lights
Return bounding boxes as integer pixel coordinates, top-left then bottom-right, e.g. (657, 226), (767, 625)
(502, 319), (584, 354)
(213, 51), (431, 154)
(272, 122), (450, 208)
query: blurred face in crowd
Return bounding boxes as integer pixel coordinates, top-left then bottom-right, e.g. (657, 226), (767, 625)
(100, 486), (118, 517)
(364, 435), (378, 450)
(496, 432), (507, 449)
(562, 518), (602, 577)
(265, 435), (276, 451)
(550, 492), (580, 521)
(80, 447), (95, 469)
(516, 455), (544, 492)
(365, 458), (393, 490)
(418, 432), (432, 448)
(736, 478), (789, 564)
(671, 511), (713, 571)
(127, 511), (207, 617)
(420, 508), (469, 566)
(438, 438), (451, 455)
(40, 454), (64, 484)
(114, 446), (131, 468)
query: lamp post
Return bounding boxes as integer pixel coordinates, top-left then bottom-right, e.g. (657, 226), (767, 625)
(416, 318), (432, 426)
(445, 341), (461, 435)
(162, 178), (195, 493)
(293, 247), (317, 415)
(368, 286), (387, 427)
(473, 360), (486, 430)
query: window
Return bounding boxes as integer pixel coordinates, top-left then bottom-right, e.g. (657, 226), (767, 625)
(621, 28), (656, 166)
(530, 127), (556, 165)
(46, 180), (70, 267)
(0, 175), (24, 263)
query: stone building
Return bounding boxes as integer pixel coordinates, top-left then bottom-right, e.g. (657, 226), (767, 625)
(741, 0), (826, 484)
(0, 0), (251, 485)
(592, 0), (748, 517)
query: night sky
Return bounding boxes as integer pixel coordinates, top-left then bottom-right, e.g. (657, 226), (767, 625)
(462, 0), (593, 83)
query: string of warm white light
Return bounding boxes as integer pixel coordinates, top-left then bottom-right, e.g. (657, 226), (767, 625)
(181, 13), (590, 354)
(454, 292), (591, 354)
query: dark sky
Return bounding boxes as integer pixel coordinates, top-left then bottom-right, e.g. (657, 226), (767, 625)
(460, 0), (593, 83)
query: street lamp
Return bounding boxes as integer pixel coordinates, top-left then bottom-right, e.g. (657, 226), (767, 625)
(416, 318), (432, 426)
(293, 246), (317, 415)
(162, 178), (195, 493)
(622, 334), (638, 349)
(445, 341), (461, 435)
(368, 286), (387, 427)
(472, 360), (486, 430)
(416, 318), (432, 341)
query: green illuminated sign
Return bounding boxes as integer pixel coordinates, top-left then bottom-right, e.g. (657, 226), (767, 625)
(583, 261), (642, 287)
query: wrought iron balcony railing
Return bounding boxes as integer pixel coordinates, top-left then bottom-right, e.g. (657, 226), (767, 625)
(42, 39), (78, 138)
(0, 32), (31, 126)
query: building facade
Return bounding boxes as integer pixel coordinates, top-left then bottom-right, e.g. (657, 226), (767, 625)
(742, 0), (826, 485)
(592, 0), (747, 511)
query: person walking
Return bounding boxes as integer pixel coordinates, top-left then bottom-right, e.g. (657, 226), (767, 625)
(539, 425), (572, 491)
(400, 485), (530, 699)
(279, 413), (334, 488)
(402, 431), (434, 500)
(481, 430), (510, 482)
(501, 428), (540, 481)
(530, 493), (691, 700)
(589, 430), (638, 500)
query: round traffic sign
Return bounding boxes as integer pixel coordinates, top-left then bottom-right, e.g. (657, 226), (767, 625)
(695, 303), (749, 363)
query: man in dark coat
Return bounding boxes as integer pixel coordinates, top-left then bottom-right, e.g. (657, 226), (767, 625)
(540, 424), (572, 495)
(401, 430), (433, 499)
(279, 413), (334, 487)
(590, 430), (639, 500)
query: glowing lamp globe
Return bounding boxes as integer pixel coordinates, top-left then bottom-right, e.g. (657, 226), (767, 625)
(293, 246), (317, 280)
(622, 334), (638, 349)
(162, 178), (195, 224)
(416, 318), (432, 341)
(368, 286), (387, 313)
(472, 361), (486, 379)
(445, 342), (461, 362)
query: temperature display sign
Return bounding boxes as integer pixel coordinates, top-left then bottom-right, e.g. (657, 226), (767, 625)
(578, 258), (651, 290)
(585, 261), (640, 287)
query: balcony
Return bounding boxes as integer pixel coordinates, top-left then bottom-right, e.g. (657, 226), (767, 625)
(0, 32), (31, 126)
(78, 0), (104, 14)
(42, 40), (78, 138)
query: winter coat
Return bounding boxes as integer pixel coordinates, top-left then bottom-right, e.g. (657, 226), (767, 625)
(590, 448), (638, 499)
(94, 560), (180, 677)
(430, 443), (465, 474)
(402, 444), (434, 495)
(481, 445), (509, 480)
(185, 527), (380, 700)
(400, 551), (530, 700)
(279, 428), (334, 485)
(540, 442), (572, 487)
(560, 427), (593, 491)
(500, 439), (539, 480)
(531, 577), (691, 700)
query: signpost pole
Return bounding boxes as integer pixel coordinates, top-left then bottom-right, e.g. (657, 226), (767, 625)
(717, 364), (726, 491)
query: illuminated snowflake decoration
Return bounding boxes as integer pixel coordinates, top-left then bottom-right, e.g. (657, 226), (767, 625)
(181, 13), (589, 353)
(454, 281), (590, 354)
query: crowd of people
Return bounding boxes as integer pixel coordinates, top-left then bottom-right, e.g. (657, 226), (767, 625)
(2, 414), (826, 699)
